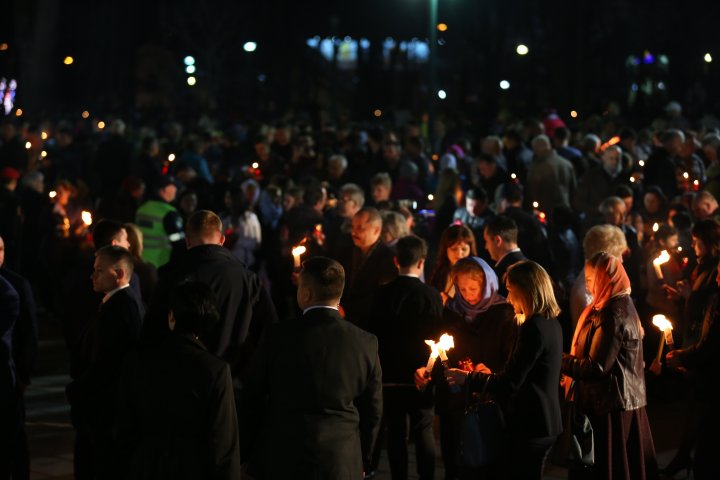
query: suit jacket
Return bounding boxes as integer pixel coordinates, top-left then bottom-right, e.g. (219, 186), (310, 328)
(245, 308), (383, 479)
(494, 250), (527, 296)
(469, 314), (563, 438)
(144, 244), (278, 377)
(116, 333), (241, 480)
(0, 266), (37, 387)
(67, 287), (144, 433)
(370, 275), (443, 385)
(340, 241), (398, 330)
(503, 206), (553, 271)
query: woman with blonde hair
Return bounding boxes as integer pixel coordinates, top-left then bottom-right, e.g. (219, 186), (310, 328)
(124, 222), (158, 305)
(562, 252), (658, 480)
(446, 261), (563, 479)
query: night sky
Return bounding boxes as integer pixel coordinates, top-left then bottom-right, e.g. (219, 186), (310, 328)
(3, 0), (720, 122)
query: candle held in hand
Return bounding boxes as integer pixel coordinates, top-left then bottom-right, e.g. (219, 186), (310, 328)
(652, 315), (674, 363)
(652, 250), (670, 281)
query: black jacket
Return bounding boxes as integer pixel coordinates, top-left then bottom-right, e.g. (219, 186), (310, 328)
(494, 250), (527, 295)
(435, 303), (518, 413)
(67, 288), (144, 433)
(116, 333), (241, 480)
(0, 266), (37, 387)
(562, 295), (646, 415)
(340, 241), (398, 331)
(0, 274), (18, 405)
(678, 293), (720, 399)
(244, 308), (383, 479)
(370, 275), (443, 385)
(144, 244), (278, 377)
(467, 314), (563, 438)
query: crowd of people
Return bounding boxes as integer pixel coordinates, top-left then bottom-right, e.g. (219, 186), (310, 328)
(1, 101), (720, 479)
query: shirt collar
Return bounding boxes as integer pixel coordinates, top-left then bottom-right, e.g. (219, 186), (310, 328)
(302, 305), (339, 315)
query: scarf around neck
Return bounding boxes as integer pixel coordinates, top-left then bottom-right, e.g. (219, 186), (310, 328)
(447, 256), (507, 322)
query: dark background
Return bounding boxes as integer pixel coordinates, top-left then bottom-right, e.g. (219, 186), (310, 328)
(3, 0), (720, 125)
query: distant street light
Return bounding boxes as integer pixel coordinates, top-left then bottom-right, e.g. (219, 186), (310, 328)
(243, 42), (257, 53)
(516, 44), (529, 56)
(184, 56), (195, 66)
(437, 89), (447, 100)
(63, 56), (74, 65)
(437, 23), (448, 32)
(187, 76), (197, 86)
(499, 80), (510, 90)
(704, 53), (713, 63)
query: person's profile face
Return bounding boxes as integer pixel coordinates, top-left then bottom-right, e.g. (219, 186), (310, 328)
(584, 264), (595, 297)
(91, 256), (119, 294)
(351, 213), (379, 249)
(505, 281), (523, 315)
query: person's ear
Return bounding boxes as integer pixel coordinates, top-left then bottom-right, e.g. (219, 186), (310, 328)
(417, 258), (425, 271)
(168, 310), (176, 331)
(219, 234), (226, 246)
(393, 257), (400, 269)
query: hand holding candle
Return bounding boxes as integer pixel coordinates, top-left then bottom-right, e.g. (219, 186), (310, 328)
(652, 314), (674, 363)
(652, 250), (670, 281)
(81, 210), (93, 227)
(421, 333), (455, 387)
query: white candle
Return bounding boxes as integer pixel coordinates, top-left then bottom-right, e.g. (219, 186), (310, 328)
(81, 211), (93, 226)
(652, 250), (670, 281)
(424, 340), (439, 373)
(652, 315), (674, 363)
(292, 245), (306, 269)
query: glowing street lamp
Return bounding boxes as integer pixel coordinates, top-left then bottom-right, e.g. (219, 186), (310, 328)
(243, 42), (257, 53)
(704, 53), (713, 63)
(516, 44), (529, 56)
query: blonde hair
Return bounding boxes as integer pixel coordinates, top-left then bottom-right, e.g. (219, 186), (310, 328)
(582, 224), (627, 259)
(123, 223), (143, 258)
(506, 261), (560, 318)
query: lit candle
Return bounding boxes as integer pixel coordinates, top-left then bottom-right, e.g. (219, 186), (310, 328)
(532, 201), (539, 209)
(652, 222), (659, 233)
(639, 160), (645, 167)
(292, 245), (306, 269)
(437, 333), (455, 365)
(652, 250), (670, 281)
(48, 190), (57, 199)
(424, 340), (439, 373)
(81, 210), (93, 226)
(652, 315), (674, 363)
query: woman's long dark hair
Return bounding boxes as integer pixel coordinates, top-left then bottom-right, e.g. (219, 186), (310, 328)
(429, 224), (477, 291)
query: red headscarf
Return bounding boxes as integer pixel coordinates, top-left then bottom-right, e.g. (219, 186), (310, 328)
(570, 253), (631, 355)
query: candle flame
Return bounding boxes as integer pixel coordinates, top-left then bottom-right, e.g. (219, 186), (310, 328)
(639, 160), (645, 167)
(653, 250), (670, 267)
(292, 245), (307, 256)
(49, 190), (57, 199)
(652, 314), (673, 332)
(532, 201), (539, 209)
(81, 210), (93, 226)
(438, 333), (454, 352)
(683, 171), (689, 180)
(424, 340), (439, 359)
(510, 173), (517, 180)
(652, 222), (659, 233)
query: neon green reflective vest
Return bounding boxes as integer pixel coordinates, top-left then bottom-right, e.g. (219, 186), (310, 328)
(135, 200), (178, 267)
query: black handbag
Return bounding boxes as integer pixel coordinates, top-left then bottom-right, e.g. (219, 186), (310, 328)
(459, 375), (508, 468)
(549, 381), (594, 468)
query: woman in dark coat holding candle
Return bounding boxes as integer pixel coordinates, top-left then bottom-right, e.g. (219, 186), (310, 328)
(562, 252), (658, 480)
(446, 260), (563, 480)
(415, 256), (517, 479)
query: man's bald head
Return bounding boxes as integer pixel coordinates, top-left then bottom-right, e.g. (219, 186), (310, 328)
(185, 210), (225, 248)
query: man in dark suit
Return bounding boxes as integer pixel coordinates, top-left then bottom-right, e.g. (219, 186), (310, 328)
(0, 234), (38, 479)
(116, 281), (241, 479)
(370, 235), (442, 480)
(66, 246), (144, 479)
(245, 257), (383, 479)
(143, 210), (278, 380)
(483, 215), (527, 296)
(339, 207), (398, 330)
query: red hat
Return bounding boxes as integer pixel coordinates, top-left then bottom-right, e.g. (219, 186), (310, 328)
(0, 167), (20, 180)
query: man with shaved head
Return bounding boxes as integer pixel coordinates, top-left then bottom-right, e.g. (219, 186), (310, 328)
(526, 134), (576, 211)
(144, 210), (278, 380)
